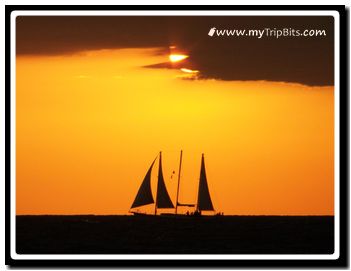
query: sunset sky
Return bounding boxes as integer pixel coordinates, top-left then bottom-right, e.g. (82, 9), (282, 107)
(16, 16), (334, 215)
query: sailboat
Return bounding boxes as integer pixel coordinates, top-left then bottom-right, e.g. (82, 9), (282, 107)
(129, 151), (215, 216)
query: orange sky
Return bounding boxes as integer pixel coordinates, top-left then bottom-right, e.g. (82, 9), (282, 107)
(16, 48), (334, 215)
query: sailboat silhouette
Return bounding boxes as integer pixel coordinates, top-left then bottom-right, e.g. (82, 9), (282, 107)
(129, 151), (216, 216)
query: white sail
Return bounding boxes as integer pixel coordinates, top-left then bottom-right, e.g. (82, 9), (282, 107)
(196, 154), (214, 211)
(130, 158), (156, 209)
(156, 152), (175, 209)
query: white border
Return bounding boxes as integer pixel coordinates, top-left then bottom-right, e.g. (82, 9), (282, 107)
(10, 10), (340, 261)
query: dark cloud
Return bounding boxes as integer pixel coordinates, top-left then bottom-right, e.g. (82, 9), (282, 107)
(16, 16), (334, 86)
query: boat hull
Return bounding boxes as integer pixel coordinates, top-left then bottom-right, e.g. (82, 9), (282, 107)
(130, 211), (220, 218)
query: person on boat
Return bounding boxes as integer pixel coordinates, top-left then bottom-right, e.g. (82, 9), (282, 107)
(193, 210), (201, 216)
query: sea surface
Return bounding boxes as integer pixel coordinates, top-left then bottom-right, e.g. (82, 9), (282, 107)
(16, 215), (334, 254)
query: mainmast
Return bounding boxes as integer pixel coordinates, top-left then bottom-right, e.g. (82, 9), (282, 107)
(175, 150), (183, 214)
(154, 151), (162, 216)
(154, 151), (174, 215)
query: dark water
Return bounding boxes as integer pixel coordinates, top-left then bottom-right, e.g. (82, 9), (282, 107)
(16, 215), (334, 254)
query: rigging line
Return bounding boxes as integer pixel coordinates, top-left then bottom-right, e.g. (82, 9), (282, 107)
(175, 150), (183, 215)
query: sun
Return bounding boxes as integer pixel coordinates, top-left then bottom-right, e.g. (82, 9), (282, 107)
(169, 54), (188, 63)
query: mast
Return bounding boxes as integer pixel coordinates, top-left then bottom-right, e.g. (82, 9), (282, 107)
(154, 151), (161, 216)
(175, 150), (183, 214)
(155, 151), (175, 215)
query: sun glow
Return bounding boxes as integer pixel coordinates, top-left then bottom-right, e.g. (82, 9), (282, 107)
(169, 54), (188, 63)
(181, 68), (199, 74)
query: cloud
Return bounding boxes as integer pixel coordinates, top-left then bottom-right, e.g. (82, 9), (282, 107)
(16, 16), (334, 86)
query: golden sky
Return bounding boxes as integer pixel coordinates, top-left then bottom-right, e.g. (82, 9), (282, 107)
(16, 48), (334, 215)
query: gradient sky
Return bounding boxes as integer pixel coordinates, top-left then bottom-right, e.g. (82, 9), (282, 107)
(16, 16), (334, 215)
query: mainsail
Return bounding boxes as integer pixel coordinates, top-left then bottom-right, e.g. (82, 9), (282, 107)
(156, 152), (175, 209)
(196, 154), (214, 211)
(130, 158), (156, 209)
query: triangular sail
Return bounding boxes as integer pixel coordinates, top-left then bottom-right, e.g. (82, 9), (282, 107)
(196, 154), (214, 211)
(130, 158), (156, 209)
(156, 152), (175, 209)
